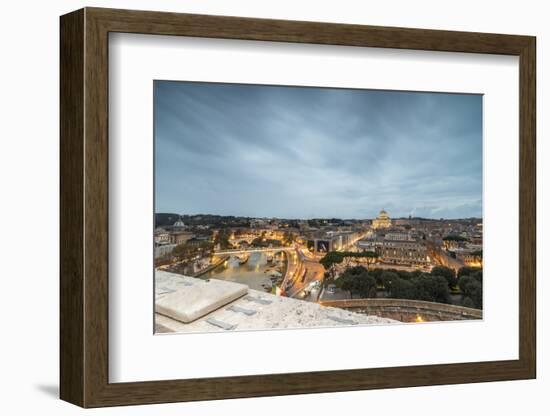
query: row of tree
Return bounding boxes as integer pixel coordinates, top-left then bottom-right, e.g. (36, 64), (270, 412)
(319, 251), (378, 270)
(329, 263), (482, 309)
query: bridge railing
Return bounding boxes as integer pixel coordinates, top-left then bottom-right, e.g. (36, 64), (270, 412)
(213, 247), (294, 255)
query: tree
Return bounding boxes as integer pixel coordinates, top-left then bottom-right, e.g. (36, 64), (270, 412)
(335, 266), (376, 299)
(335, 273), (355, 298)
(411, 275), (450, 304)
(172, 243), (194, 260)
(457, 275), (476, 293)
(379, 270), (399, 288)
(471, 282), (482, 307)
(462, 297), (475, 308)
(466, 280), (482, 308)
(458, 266), (482, 278)
(214, 229), (232, 250)
(354, 274), (377, 298)
(430, 266), (457, 289)
(344, 265), (369, 276)
(360, 251), (379, 270)
(319, 251), (346, 270)
(387, 276), (415, 299)
(457, 275), (482, 309)
(322, 271), (334, 289)
(319, 251), (378, 270)
(472, 270), (483, 284)
(368, 268), (383, 282)
(384, 273), (452, 304)
(396, 269), (415, 280)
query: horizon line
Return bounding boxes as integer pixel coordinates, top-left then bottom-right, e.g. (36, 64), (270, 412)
(155, 212), (483, 221)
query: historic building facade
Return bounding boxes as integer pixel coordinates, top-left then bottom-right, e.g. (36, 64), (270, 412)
(377, 239), (428, 266)
(357, 231), (429, 267)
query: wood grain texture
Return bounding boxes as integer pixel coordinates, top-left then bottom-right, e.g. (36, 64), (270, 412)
(59, 8), (84, 406)
(518, 38), (536, 376)
(59, 7), (537, 408)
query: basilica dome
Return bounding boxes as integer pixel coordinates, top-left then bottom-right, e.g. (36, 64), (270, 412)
(372, 209), (391, 229)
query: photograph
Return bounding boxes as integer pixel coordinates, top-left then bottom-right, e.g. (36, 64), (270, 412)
(153, 80), (484, 334)
(51, 4), (538, 409)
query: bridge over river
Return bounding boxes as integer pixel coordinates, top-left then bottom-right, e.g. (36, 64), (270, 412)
(207, 247), (301, 292)
(213, 247), (296, 256)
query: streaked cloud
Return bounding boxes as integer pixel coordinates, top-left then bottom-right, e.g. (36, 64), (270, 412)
(155, 81), (482, 219)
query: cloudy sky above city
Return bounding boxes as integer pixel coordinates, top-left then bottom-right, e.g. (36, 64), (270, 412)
(155, 81), (482, 219)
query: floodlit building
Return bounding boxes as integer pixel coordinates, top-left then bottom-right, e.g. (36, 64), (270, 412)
(372, 209), (392, 229)
(171, 231), (196, 245)
(307, 231), (360, 254)
(378, 240), (428, 266)
(154, 228), (171, 244)
(384, 232), (413, 241)
(357, 233), (428, 267)
(453, 248), (483, 267)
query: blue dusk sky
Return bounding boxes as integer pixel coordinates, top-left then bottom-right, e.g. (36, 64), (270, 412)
(154, 81), (482, 220)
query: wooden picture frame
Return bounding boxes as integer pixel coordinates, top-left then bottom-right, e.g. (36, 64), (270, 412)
(60, 7), (536, 408)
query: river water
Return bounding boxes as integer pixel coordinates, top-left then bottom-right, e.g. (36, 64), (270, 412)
(204, 252), (286, 292)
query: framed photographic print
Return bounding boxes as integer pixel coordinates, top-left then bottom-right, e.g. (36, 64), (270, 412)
(60, 7), (536, 407)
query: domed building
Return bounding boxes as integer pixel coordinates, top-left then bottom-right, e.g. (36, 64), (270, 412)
(173, 216), (186, 229)
(372, 209), (392, 229)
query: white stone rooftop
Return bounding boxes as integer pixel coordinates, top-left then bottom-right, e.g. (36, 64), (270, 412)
(155, 271), (397, 333)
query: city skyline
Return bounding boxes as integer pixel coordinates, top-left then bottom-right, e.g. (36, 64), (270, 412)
(157, 211), (482, 221)
(155, 81), (483, 219)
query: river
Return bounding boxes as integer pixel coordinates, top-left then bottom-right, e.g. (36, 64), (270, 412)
(204, 252), (286, 292)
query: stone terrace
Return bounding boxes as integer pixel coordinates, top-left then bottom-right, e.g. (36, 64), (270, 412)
(155, 271), (397, 333)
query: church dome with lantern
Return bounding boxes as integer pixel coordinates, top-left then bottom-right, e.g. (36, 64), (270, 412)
(173, 216), (186, 229)
(372, 209), (391, 229)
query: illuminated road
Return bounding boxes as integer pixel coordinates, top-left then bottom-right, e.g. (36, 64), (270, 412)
(425, 241), (464, 272)
(285, 235), (368, 300)
(284, 247), (325, 299)
(279, 248), (301, 294)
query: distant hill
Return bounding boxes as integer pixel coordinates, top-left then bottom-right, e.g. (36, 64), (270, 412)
(155, 213), (181, 228)
(155, 213), (481, 228)
(155, 213), (252, 228)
